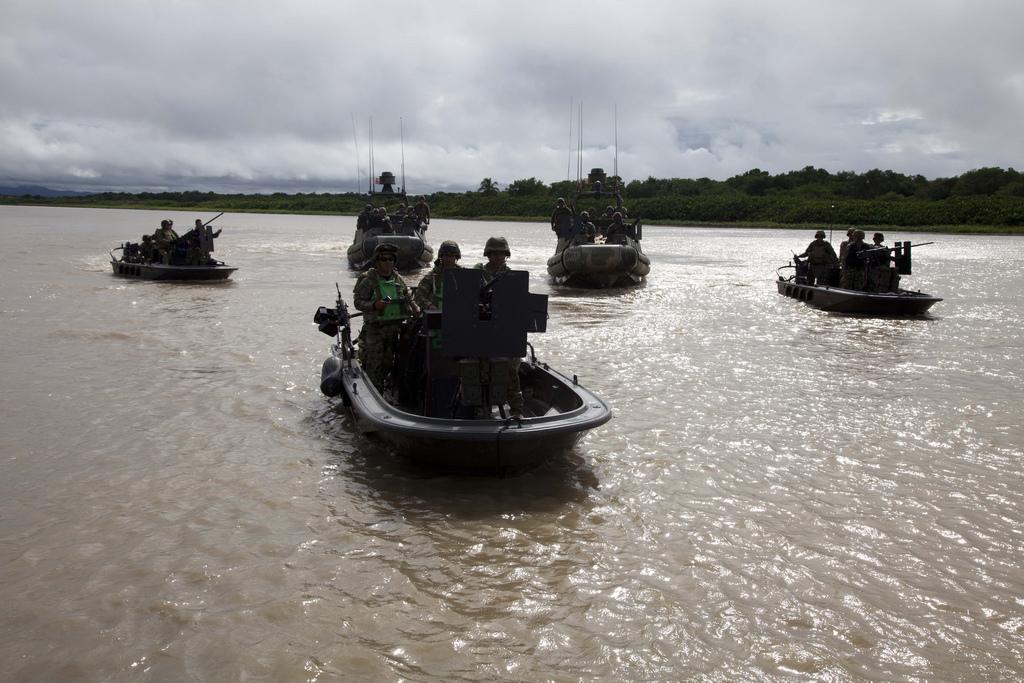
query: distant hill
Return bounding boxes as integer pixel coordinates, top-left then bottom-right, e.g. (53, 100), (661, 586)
(0, 185), (94, 198)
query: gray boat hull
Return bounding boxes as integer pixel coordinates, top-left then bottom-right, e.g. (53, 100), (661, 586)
(348, 233), (433, 271)
(335, 355), (611, 471)
(777, 279), (941, 315)
(547, 242), (650, 288)
(111, 260), (237, 281)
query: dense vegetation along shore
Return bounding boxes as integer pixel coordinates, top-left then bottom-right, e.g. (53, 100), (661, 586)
(4, 166), (1023, 234)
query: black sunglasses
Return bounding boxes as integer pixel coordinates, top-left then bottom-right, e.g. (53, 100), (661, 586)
(378, 255), (395, 262)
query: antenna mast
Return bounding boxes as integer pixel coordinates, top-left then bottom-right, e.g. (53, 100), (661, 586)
(368, 117), (374, 194)
(613, 103), (619, 187)
(350, 113), (361, 194)
(400, 117), (406, 195)
(577, 102), (584, 187)
(566, 96), (573, 182)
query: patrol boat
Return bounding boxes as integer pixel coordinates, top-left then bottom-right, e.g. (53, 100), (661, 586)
(776, 241), (941, 315)
(110, 216), (237, 281)
(347, 171), (433, 271)
(547, 168), (650, 288)
(314, 268), (612, 471)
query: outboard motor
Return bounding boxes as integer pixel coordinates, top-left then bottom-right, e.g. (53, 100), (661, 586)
(313, 305), (345, 396)
(320, 356), (345, 397)
(794, 257), (810, 284)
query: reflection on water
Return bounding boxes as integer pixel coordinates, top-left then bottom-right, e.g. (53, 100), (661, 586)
(1, 206), (1023, 680)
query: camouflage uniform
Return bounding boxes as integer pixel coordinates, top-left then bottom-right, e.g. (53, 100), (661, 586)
(841, 240), (870, 290)
(153, 222), (179, 264)
(414, 266), (458, 310)
(550, 202), (573, 231)
(475, 237), (524, 416)
(414, 198), (431, 224)
(798, 238), (839, 286)
(353, 269), (413, 390)
(866, 235), (895, 292)
(604, 213), (627, 244)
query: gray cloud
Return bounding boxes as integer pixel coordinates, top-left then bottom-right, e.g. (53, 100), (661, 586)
(1, 0), (1022, 193)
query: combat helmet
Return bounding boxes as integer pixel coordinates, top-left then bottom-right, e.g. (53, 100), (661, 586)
(483, 236), (511, 257)
(873, 232), (885, 242)
(373, 242), (399, 261)
(815, 230), (826, 238)
(438, 240), (461, 258)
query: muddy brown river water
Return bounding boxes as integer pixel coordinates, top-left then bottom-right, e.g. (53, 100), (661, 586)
(1, 205), (1022, 680)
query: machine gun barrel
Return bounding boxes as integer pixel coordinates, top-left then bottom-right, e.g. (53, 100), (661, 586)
(203, 212), (225, 227)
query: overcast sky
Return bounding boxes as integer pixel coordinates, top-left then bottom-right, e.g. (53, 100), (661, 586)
(2, 0), (1022, 193)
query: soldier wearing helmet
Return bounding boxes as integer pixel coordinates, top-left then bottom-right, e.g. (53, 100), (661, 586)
(475, 237), (523, 417)
(356, 204), (373, 233)
(550, 197), (572, 234)
(573, 211), (597, 244)
(480, 236), (511, 271)
(154, 219), (179, 264)
(413, 195), (431, 225)
(796, 229), (839, 286)
(353, 242), (417, 390)
(604, 211), (627, 244)
(415, 240), (462, 311)
(867, 232), (896, 292)
(838, 228), (855, 268)
(840, 229), (870, 290)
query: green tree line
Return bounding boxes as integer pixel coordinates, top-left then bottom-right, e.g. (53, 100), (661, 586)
(4, 166), (1024, 231)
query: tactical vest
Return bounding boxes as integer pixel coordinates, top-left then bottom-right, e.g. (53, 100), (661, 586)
(377, 277), (404, 321)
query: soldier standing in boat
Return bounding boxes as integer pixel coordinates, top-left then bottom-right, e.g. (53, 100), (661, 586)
(838, 228), (855, 270)
(550, 198), (572, 233)
(153, 219), (179, 264)
(413, 195), (431, 225)
(356, 204), (373, 234)
(866, 232), (898, 292)
(475, 237), (524, 418)
(186, 218), (222, 265)
(353, 243), (417, 391)
(415, 241), (462, 311)
(796, 230), (839, 286)
(840, 229), (870, 290)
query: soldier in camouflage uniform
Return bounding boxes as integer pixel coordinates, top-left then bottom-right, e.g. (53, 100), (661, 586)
(353, 243), (417, 391)
(550, 198), (572, 232)
(413, 196), (431, 225)
(153, 219), (179, 264)
(474, 237), (524, 417)
(414, 240), (462, 311)
(838, 228), (854, 272)
(796, 230), (839, 286)
(867, 232), (898, 292)
(573, 212), (597, 245)
(840, 229), (870, 290)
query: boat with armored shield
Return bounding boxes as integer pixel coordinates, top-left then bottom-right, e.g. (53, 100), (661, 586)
(777, 237), (941, 315)
(313, 267), (611, 472)
(347, 171), (433, 271)
(547, 168), (650, 288)
(110, 213), (237, 281)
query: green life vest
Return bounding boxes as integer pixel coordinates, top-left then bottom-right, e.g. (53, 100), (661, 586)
(377, 277), (404, 321)
(433, 274), (444, 310)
